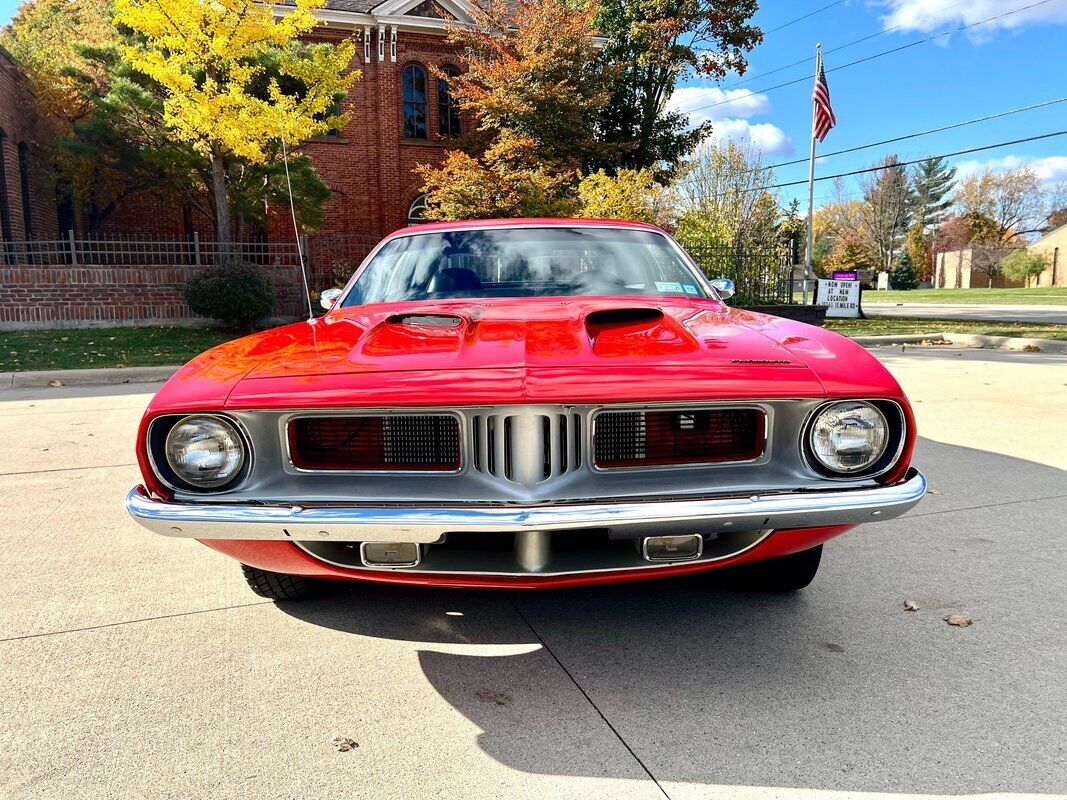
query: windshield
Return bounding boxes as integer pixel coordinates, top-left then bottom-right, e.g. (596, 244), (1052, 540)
(340, 227), (710, 306)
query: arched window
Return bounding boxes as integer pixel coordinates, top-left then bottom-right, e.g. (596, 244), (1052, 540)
(437, 65), (461, 137)
(407, 194), (428, 226)
(17, 142), (33, 239)
(402, 63), (427, 139)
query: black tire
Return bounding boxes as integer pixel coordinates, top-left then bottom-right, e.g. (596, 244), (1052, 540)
(729, 545), (823, 592)
(240, 564), (322, 600)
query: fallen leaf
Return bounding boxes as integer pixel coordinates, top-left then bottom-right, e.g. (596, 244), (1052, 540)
(904, 600), (920, 611)
(928, 488), (942, 495)
(48, 380), (65, 388)
(823, 642), (845, 653)
(1022, 344), (1041, 352)
(944, 614), (973, 627)
(332, 736), (358, 752)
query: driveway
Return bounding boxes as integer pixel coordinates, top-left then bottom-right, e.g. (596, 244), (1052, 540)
(862, 301), (1067, 324)
(1, 348), (1065, 799)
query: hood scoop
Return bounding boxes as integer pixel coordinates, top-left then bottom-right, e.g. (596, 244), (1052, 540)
(386, 313), (465, 329)
(584, 306), (699, 358)
(585, 307), (663, 331)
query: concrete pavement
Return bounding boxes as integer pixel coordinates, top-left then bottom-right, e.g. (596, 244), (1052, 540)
(1, 349), (1065, 799)
(862, 301), (1067, 324)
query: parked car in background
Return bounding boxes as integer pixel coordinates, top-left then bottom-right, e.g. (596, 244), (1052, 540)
(127, 219), (925, 598)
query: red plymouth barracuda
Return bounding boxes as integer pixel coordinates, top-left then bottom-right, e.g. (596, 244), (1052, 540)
(126, 219), (926, 599)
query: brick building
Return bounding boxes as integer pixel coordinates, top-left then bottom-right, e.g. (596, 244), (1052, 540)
(0, 0), (485, 328)
(0, 0), (477, 248)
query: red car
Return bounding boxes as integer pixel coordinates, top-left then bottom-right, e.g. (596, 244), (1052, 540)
(127, 219), (925, 599)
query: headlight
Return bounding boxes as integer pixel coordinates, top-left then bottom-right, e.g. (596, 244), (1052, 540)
(808, 401), (888, 474)
(164, 415), (246, 489)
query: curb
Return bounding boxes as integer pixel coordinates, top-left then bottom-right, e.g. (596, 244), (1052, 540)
(854, 333), (1067, 354)
(0, 365), (180, 390)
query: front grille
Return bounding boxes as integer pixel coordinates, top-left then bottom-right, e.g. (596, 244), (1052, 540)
(471, 410), (582, 486)
(288, 415), (461, 471)
(594, 408), (765, 468)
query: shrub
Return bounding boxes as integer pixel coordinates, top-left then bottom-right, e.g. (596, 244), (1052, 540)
(890, 251), (919, 290)
(186, 260), (275, 330)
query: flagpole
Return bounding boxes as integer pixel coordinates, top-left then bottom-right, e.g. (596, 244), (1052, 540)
(802, 44), (822, 306)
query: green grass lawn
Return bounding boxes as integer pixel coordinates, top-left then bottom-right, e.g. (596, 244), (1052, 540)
(825, 317), (1067, 341)
(0, 326), (242, 372)
(860, 287), (1067, 305)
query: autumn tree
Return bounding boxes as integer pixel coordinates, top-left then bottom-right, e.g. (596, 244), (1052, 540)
(859, 155), (913, 270)
(418, 0), (607, 219)
(674, 139), (779, 250)
(824, 231), (877, 275)
(591, 0), (762, 179)
(0, 0), (113, 122)
(113, 0), (357, 250)
(955, 167), (1043, 241)
(576, 169), (673, 228)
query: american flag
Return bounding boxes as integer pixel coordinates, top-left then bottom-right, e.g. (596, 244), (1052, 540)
(812, 60), (836, 142)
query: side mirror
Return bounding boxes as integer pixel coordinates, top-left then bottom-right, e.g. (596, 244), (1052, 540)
(320, 288), (343, 310)
(709, 278), (735, 300)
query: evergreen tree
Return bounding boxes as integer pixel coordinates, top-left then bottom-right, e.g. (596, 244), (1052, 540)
(910, 157), (956, 230)
(890, 251), (919, 290)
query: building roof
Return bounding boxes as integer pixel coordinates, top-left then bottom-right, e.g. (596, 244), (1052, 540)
(324, 0), (381, 12)
(1028, 221), (1067, 249)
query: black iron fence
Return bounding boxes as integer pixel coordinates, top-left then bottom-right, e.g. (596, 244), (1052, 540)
(1, 232), (381, 293)
(684, 242), (795, 306)
(3, 233), (798, 307)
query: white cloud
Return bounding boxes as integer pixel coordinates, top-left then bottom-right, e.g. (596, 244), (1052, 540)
(667, 87), (770, 122)
(706, 119), (795, 158)
(954, 155), (1067, 185)
(879, 0), (1067, 43)
(665, 85), (793, 158)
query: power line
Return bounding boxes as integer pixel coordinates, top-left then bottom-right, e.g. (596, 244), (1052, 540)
(676, 0), (1053, 115)
(764, 0), (849, 35)
(765, 130), (1067, 191)
(716, 0), (975, 91)
(764, 96), (1067, 171)
(674, 129), (1067, 192)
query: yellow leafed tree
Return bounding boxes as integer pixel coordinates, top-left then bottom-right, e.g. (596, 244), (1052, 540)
(113, 0), (357, 249)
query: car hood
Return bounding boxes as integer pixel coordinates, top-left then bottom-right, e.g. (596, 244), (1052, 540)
(150, 297), (902, 412)
(244, 297), (808, 377)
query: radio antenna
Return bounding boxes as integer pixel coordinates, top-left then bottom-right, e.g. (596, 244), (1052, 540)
(280, 130), (316, 321)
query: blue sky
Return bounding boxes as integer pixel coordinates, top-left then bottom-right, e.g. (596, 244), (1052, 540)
(2, 0), (1065, 211)
(669, 0), (1067, 208)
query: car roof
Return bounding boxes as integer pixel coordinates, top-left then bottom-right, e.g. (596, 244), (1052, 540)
(387, 217), (668, 239)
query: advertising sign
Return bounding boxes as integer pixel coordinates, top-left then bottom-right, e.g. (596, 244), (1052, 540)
(831, 270), (858, 281)
(816, 279), (861, 318)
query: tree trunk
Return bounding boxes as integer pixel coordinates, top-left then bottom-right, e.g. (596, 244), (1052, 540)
(210, 150), (232, 260)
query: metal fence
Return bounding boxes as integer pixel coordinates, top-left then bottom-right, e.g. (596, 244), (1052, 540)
(0, 232), (381, 291)
(2, 232), (797, 306)
(684, 242), (794, 306)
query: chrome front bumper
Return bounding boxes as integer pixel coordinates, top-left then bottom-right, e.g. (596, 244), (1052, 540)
(126, 470), (926, 543)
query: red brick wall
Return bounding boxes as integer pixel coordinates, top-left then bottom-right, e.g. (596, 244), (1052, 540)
(0, 48), (59, 244)
(0, 262), (308, 330)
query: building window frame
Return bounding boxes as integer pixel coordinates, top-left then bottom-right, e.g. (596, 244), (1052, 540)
(17, 142), (33, 240)
(402, 62), (428, 140)
(0, 129), (13, 252)
(437, 65), (462, 138)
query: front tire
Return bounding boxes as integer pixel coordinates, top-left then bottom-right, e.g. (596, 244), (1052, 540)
(241, 564), (322, 600)
(729, 545), (823, 592)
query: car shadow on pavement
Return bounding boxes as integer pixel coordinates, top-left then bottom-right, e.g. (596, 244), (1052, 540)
(278, 438), (1067, 797)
